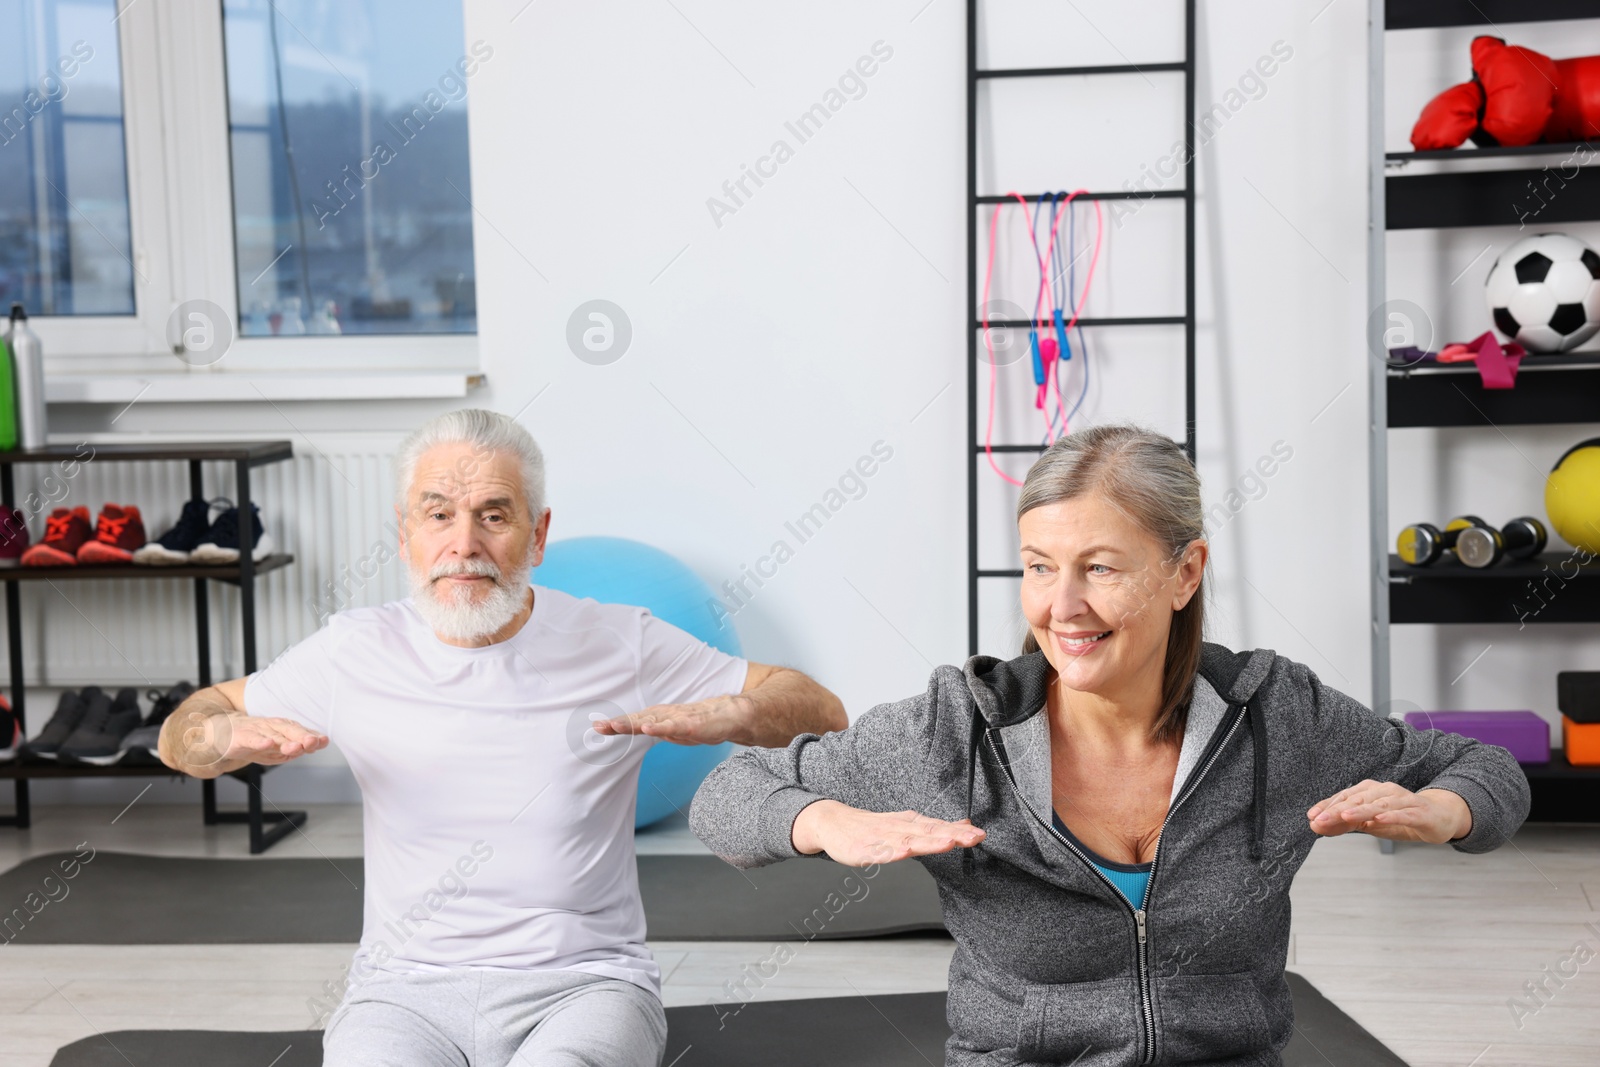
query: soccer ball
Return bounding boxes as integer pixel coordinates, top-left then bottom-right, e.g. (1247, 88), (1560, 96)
(1484, 233), (1600, 353)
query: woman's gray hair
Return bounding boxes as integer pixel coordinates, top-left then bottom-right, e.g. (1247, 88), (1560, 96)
(394, 408), (547, 520)
(1016, 422), (1206, 745)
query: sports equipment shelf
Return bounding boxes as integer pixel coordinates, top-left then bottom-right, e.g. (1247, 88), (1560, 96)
(1388, 166), (1600, 230)
(965, 0), (1196, 654)
(1370, 0), (1600, 824)
(1389, 553), (1600, 625)
(0, 440), (303, 853)
(1525, 752), (1600, 822)
(1386, 0), (1597, 30)
(1387, 361), (1600, 427)
(1386, 140), (1595, 163)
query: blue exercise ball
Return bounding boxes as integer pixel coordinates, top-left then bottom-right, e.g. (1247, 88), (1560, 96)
(533, 536), (741, 828)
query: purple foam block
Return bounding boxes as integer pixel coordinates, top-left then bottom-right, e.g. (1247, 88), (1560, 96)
(1402, 710), (1550, 764)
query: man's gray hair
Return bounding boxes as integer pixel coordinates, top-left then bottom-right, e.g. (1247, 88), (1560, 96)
(394, 408), (546, 520)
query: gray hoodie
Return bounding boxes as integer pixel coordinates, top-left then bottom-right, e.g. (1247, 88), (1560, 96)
(688, 642), (1531, 1066)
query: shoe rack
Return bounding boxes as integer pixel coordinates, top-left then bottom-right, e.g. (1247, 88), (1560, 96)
(0, 441), (302, 853)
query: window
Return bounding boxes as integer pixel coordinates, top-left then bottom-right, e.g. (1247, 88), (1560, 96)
(221, 0), (477, 337)
(26, 1), (480, 373)
(0, 0), (133, 317)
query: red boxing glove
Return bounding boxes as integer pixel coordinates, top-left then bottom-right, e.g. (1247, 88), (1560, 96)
(1548, 54), (1600, 143)
(1475, 36), (1558, 147)
(1411, 36), (1600, 150)
(1411, 79), (1483, 150)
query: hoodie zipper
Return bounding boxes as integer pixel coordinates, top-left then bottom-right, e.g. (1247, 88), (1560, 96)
(983, 703), (1248, 1065)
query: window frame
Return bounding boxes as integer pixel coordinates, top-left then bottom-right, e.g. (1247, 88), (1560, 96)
(41, 0), (479, 377)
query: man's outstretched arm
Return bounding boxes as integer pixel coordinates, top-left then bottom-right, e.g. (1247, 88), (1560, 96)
(595, 661), (847, 748)
(157, 676), (329, 778)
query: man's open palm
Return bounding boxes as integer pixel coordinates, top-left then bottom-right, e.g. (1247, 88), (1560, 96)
(591, 696), (747, 746)
(179, 710), (328, 770)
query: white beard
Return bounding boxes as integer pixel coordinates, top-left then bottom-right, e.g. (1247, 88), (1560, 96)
(408, 552), (534, 643)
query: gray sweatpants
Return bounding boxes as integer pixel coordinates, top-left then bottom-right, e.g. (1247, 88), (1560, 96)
(322, 965), (666, 1067)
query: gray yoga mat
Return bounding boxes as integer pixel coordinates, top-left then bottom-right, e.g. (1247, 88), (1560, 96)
(0, 853), (366, 944)
(0, 851), (944, 944)
(47, 976), (1408, 1066)
(642, 852), (945, 940)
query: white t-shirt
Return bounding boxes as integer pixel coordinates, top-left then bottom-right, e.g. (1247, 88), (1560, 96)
(242, 584), (748, 998)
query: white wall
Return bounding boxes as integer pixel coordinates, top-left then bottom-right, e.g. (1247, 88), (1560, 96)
(459, 0), (968, 720)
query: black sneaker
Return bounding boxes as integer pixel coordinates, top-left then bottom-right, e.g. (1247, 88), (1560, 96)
(190, 500), (275, 564)
(118, 681), (196, 766)
(21, 689), (88, 761)
(60, 687), (143, 766)
(133, 498), (225, 566)
(0, 695), (17, 761)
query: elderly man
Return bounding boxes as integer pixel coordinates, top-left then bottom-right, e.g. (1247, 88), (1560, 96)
(159, 407), (846, 1067)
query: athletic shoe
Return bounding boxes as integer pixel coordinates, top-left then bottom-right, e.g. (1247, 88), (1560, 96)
(59, 687), (143, 766)
(0, 695), (18, 761)
(20, 506), (91, 566)
(132, 498), (220, 566)
(118, 680), (196, 766)
(190, 501), (274, 564)
(21, 688), (89, 760)
(0, 506), (28, 566)
(77, 503), (147, 564)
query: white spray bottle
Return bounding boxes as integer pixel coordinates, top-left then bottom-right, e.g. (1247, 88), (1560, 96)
(6, 305), (45, 450)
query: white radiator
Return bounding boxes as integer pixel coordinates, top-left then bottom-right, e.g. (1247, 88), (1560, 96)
(6, 431), (409, 688)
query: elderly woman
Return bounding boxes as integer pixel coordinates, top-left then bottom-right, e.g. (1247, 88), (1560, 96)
(689, 423), (1531, 1067)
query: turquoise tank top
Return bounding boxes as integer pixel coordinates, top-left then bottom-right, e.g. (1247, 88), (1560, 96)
(1052, 808), (1152, 909)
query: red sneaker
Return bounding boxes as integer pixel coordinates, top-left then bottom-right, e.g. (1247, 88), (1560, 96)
(78, 504), (147, 564)
(0, 693), (17, 761)
(0, 505), (29, 566)
(22, 506), (91, 566)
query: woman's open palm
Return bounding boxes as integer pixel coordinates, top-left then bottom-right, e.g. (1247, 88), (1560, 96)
(791, 799), (986, 866)
(1307, 779), (1471, 844)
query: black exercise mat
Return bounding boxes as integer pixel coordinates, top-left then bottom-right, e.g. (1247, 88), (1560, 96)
(0, 852), (365, 944)
(640, 853), (945, 940)
(47, 977), (1408, 1066)
(665, 979), (1409, 1067)
(51, 1031), (323, 1067)
(1281, 971), (1409, 1066)
(0, 851), (944, 944)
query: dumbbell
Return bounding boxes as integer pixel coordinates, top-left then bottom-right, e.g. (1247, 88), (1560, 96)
(1396, 515), (1490, 566)
(1455, 516), (1548, 568)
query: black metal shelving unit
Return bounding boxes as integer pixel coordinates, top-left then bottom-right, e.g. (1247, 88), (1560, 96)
(0, 440), (304, 853)
(1388, 357), (1600, 427)
(1387, 0), (1598, 30)
(1386, 140), (1596, 163)
(1388, 165), (1600, 230)
(1389, 554), (1600, 625)
(966, 0), (1197, 655)
(1372, 1), (1600, 824)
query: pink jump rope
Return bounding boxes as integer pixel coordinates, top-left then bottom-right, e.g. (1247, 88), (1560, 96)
(981, 190), (1103, 487)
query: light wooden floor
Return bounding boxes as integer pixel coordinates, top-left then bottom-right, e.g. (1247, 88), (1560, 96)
(0, 803), (1594, 1067)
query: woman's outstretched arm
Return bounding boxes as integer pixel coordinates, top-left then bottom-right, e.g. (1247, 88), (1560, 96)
(689, 663), (983, 869)
(1293, 659), (1531, 852)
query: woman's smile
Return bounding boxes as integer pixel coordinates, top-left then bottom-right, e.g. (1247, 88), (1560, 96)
(1056, 629), (1113, 655)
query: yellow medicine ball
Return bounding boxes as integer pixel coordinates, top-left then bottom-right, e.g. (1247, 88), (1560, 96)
(1546, 438), (1600, 554)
